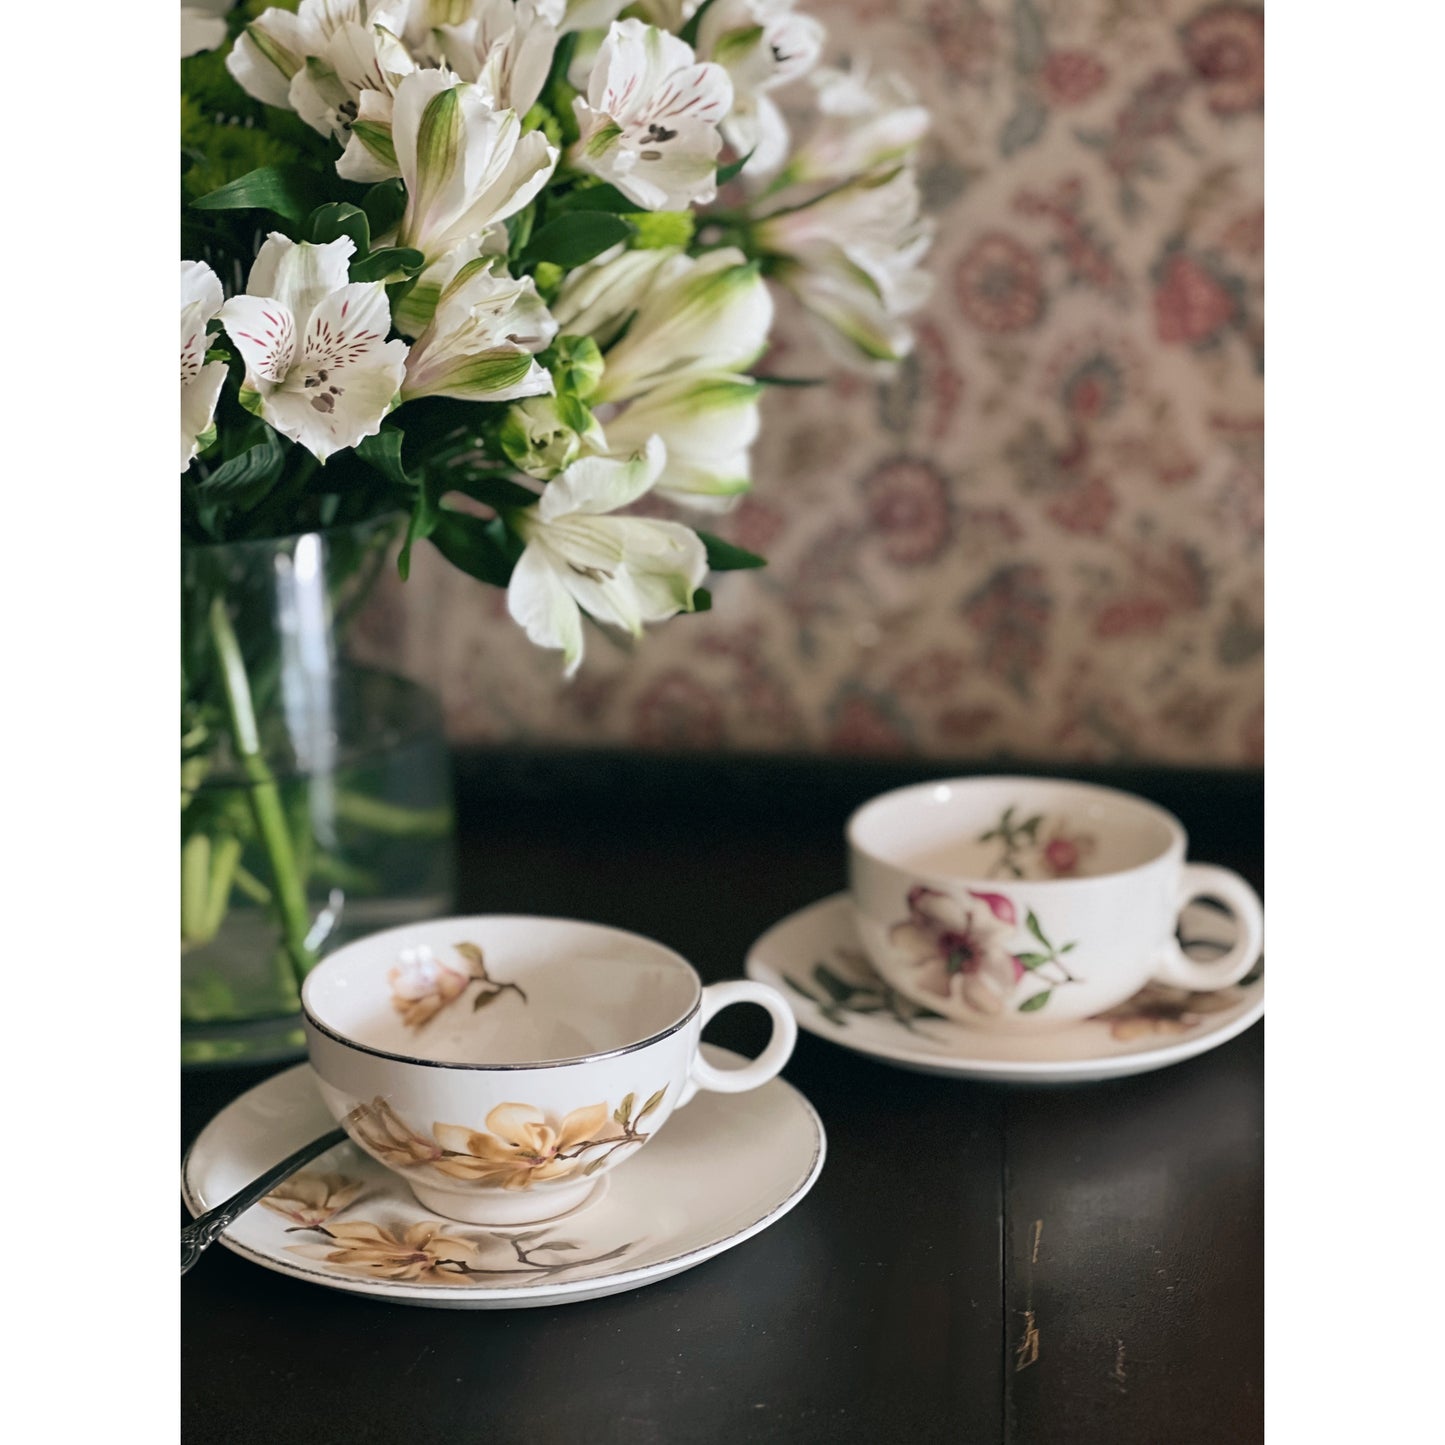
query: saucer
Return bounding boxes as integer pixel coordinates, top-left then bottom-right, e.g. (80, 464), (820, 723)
(745, 895), (1264, 1084)
(182, 1047), (825, 1309)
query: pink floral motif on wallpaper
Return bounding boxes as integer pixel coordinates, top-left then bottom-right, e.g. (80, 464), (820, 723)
(362, 0), (1263, 768)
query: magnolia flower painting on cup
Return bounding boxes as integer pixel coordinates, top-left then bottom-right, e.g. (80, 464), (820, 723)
(181, 0), (935, 674)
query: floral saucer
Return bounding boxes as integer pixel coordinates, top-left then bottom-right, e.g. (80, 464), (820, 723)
(182, 1048), (825, 1309)
(745, 895), (1264, 1084)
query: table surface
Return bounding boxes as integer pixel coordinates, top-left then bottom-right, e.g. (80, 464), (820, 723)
(182, 755), (1263, 1445)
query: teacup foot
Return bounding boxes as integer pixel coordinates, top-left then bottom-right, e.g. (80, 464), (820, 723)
(406, 1176), (607, 1227)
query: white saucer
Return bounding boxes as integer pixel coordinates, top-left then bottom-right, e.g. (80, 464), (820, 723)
(745, 894), (1264, 1084)
(182, 1047), (825, 1309)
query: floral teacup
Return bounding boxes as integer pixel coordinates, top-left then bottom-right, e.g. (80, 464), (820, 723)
(847, 777), (1264, 1032)
(302, 916), (797, 1225)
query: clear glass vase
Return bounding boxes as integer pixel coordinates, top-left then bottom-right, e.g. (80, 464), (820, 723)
(181, 516), (456, 1066)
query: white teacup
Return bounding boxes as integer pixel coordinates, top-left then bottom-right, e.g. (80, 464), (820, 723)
(847, 777), (1264, 1032)
(301, 916), (797, 1225)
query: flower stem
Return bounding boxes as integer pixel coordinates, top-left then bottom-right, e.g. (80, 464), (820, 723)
(333, 789), (453, 837)
(208, 597), (315, 991)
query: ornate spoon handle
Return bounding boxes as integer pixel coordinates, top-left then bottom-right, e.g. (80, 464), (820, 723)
(182, 1125), (349, 1276)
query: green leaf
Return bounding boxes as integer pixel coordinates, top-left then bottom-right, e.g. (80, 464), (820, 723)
(691, 587), (713, 613)
(191, 164), (331, 225)
(755, 374), (827, 387)
(428, 508), (519, 587)
(637, 1087), (667, 1123)
(583, 1157), (609, 1176)
(361, 178), (407, 238)
(614, 1093), (635, 1127)
(398, 469), (442, 582)
(350, 246), (425, 283)
(551, 182), (639, 216)
(355, 427), (409, 485)
(697, 531), (766, 571)
(1018, 990), (1052, 1013)
(306, 202), (369, 253)
(1025, 909), (1049, 948)
(472, 988), (503, 1011)
(449, 474), (542, 512)
(191, 431), (287, 510)
(716, 148), (756, 186)
(1060, 941), (1077, 953)
(679, 0), (717, 47)
(523, 212), (635, 268)
(1014, 952), (1050, 970)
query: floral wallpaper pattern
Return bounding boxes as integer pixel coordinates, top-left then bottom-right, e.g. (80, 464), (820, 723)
(360, 0), (1264, 765)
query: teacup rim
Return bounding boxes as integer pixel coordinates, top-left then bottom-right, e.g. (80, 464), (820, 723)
(846, 774), (1187, 887)
(300, 913), (703, 1072)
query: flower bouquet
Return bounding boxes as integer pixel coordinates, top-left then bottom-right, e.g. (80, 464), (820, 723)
(180, 0), (933, 1057)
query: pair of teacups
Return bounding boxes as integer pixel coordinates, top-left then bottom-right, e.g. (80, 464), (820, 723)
(303, 777), (1262, 1227)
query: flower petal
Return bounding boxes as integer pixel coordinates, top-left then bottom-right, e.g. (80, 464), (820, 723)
(555, 1101), (612, 1150)
(506, 544), (587, 675)
(219, 296), (298, 385)
(485, 1102), (552, 1150)
(539, 437), (666, 519)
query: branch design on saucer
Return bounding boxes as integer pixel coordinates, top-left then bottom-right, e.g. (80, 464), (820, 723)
(979, 807), (1096, 880)
(889, 886), (1083, 1017)
(346, 1089), (668, 1192)
(286, 1217), (637, 1286)
(387, 942), (527, 1029)
(783, 948), (944, 1035)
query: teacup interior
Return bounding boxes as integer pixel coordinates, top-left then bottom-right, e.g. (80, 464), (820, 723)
(851, 778), (1178, 882)
(303, 917), (699, 1066)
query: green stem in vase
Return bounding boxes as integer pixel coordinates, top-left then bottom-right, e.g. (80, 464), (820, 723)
(208, 596), (313, 996)
(333, 789), (453, 837)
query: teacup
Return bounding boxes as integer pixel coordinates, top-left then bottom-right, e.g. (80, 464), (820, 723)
(847, 777), (1263, 1032)
(301, 916), (798, 1224)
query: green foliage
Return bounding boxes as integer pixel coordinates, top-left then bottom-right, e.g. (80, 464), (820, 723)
(697, 532), (768, 572)
(523, 211), (635, 269)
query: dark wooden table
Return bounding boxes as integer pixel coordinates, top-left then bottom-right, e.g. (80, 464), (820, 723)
(182, 755), (1263, 1444)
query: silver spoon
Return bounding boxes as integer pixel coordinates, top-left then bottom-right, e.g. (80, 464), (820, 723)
(182, 1125), (348, 1275)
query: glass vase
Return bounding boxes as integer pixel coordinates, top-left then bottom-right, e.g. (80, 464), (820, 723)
(181, 515), (456, 1066)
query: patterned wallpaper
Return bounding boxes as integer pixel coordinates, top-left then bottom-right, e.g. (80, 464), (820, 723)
(359, 0), (1264, 765)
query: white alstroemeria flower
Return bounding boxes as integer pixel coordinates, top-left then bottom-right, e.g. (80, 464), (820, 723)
(507, 437), (708, 675)
(754, 165), (933, 364)
(229, 1), (415, 112)
(598, 374), (761, 510)
(695, 0), (824, 179)
(291, 17), (417, 179)
(549, 245), (772, 505)
(429, 0), (559, 115)
(181, 261), (229, 471)
(780, 63), (929, 186)
(567, 246), (772, 402)
(571, 19), (732, 211)
(401, 258), (557, 401)
(219, 233), (409, 461)
(391, 69), (559, 262)
(181, 0), (232, 58)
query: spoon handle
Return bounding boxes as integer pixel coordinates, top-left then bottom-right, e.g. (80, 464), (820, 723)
(182, 1125), (349, 1276)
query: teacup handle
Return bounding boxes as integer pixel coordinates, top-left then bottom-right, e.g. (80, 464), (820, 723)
(1152, 863), (1264, 990)
(677, 981), (799, 1108)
